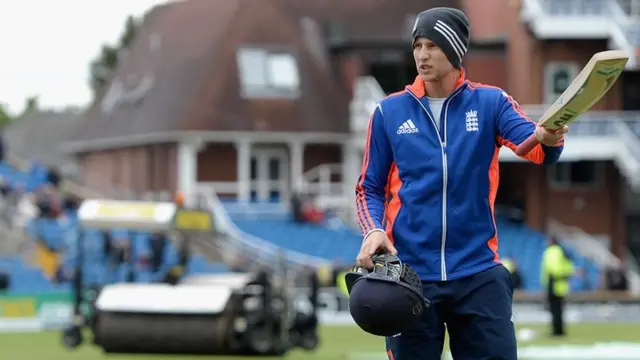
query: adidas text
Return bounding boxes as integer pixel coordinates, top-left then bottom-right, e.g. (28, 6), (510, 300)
(397, 127), (419, 134)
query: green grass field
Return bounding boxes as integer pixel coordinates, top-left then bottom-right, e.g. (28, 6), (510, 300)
(1, 323), (639, 360)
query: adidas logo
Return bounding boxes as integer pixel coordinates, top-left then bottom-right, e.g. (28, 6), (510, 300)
(397, 120), (419, 134)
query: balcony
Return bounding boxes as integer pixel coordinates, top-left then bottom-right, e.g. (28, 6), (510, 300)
(616, 0), (640, 16)
(542, 0), (607, 14)
(499, 108), (640, 189)
(521, 0), (638, 69)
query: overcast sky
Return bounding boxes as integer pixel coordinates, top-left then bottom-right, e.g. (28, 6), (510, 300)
(0, 0), (168, 114)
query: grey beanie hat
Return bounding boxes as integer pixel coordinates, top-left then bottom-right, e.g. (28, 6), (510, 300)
(412, 7), (471, 69)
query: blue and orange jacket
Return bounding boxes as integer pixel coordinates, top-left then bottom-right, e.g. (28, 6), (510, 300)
(355, 71), (564, 282)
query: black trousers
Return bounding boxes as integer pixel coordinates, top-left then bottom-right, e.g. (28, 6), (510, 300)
(386, 265), (517, 360)
(548, 294), (565, 336)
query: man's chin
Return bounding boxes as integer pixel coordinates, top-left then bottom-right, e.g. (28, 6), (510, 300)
(418, 73), (438, 82)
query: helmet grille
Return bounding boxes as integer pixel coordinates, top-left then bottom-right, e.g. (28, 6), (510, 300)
(400, 264), (423, 294)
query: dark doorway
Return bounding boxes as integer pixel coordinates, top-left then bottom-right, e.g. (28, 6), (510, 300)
(622, 70), (640, 111)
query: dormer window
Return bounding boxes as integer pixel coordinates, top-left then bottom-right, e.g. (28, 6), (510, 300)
(236, 47), (300, 98)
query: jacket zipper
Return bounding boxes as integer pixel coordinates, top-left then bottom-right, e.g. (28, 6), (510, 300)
(407, 86), (465, 281)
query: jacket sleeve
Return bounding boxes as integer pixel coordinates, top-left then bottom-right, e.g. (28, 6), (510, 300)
(496, 91), (564, 165)
(355, 104), (393, 237)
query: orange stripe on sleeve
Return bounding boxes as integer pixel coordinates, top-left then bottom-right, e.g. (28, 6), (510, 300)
(384, 163), (402, 245)
(355, 114), (375, 233)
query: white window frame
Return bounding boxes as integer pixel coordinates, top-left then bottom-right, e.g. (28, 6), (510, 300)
(548, 161), (604, 190)
(236, 47), (300, 98)
(544, 62), (580, 105)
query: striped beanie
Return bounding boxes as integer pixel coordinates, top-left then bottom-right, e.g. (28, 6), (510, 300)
(412, 7), (470, 69)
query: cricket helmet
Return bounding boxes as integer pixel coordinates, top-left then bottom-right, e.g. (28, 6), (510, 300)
(345, 253), (430, 336)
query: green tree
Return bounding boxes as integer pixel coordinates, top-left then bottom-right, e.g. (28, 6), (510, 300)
(0, 104), (13, 127)
(88, 15), (140, 96)
(89, 45), (119, 95)
(21, 96), (40, 115)
(118, 16), (139, 49)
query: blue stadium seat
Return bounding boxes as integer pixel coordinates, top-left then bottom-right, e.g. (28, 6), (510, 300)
(0, 161), (600, 294)
(227, 202), (601, 293)
(0, 160), (230, 294)
(0, 256), (58, 292)
(230, 216), (362, 264)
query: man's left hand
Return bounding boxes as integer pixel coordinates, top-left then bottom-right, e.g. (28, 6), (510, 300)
(535, 124), (568, 146)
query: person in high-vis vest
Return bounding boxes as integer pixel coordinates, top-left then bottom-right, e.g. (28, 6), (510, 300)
(336, 270), (349, 297)
(540, 236), (575, 337)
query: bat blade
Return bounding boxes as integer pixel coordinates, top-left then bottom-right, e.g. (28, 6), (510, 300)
(514, 50), (629, 157)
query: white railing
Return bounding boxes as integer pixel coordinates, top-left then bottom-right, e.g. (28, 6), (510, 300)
(349, 76), (387, 134)
(611, 120), (640, 188)
(548, 220), (640, 294)
(606, 0), (640, 52)
(195, 185), (331, 267)
(298, 163), (358, 226)
(299, 163), (344, 198)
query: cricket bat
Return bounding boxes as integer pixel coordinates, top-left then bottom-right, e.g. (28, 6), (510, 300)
(514, 50), (629, 156)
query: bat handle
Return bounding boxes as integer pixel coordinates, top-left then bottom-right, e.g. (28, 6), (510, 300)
(514, 134), (540, 157)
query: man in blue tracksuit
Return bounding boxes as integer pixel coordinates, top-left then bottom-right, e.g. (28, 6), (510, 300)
(354, 7), (567, 360)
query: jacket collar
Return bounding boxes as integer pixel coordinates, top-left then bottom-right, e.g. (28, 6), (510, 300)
(406, 67), (468, 98)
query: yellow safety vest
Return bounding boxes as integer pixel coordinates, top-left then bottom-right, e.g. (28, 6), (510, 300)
(502, 258), (514, 274)
(170, 265), (184, 276)
(336, 271), (349, 297)
(540, 244), (575, 297)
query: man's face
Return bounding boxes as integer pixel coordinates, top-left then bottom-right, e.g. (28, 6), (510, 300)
(413, 37), (454, 82)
